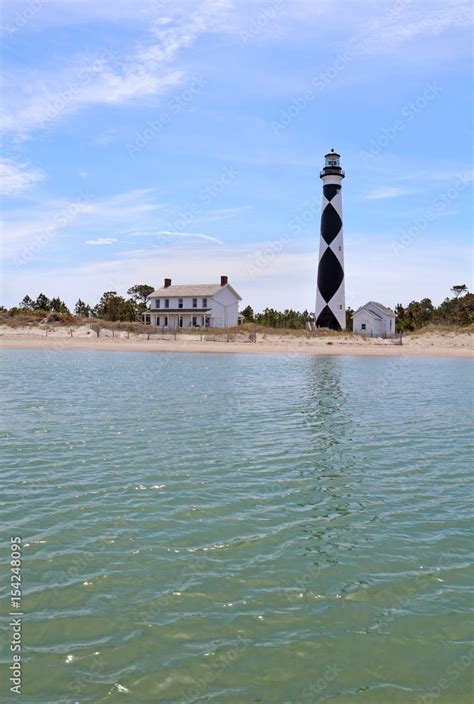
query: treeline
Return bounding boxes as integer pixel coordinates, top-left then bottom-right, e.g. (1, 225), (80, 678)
(241, 306), (316, 329)
(394, 293), (474, 331)
(241, 289), (473, 331)
(242, 306), (355, 329)
(2, 285), (155, 322)
(2, 286), (472, 330)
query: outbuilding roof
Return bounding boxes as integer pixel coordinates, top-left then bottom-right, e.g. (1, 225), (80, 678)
(367, 301), (396, 316)
(353, 301), (396, 318)
(353, 307), (383, 320)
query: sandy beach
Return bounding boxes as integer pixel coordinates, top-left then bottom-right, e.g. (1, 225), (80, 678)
(0, 325), (472, 357)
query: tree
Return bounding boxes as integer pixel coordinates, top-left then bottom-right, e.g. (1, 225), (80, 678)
(451, 284), (468, 298)
(120, 299), (140, 322)
(127, 284), (155, 306)
(93, 292), (140, 321)
(346, 307), (354, 330)
(74, 299), (92, 317)
(33, 293), (51, 311)
(395, 303), (407, 332)
(50, 297), (70, 314)
(93, 291), (124, 321)
(241, 305), (254, 322)
(20, 295), (34, 309)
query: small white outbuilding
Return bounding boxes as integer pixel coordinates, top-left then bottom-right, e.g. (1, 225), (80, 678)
(352, 301), (396, 338)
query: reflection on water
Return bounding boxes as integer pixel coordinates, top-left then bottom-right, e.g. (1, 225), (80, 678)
(298, 358), (362, 571)
(0, 350), (472, 704)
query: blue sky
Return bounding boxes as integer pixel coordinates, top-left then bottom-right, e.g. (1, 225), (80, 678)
(1, 0), (472, 312)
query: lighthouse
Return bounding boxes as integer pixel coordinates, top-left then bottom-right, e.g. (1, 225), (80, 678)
(315, 149), (346, 330)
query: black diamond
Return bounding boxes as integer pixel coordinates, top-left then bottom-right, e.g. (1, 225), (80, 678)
(317, 247), (344, 303)
(316, 305), (341, 330)
(321, 203), (342, 244)
(323, 184), (341, 202)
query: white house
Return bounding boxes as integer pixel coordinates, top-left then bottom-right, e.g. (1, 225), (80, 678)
(144, 276), (242, 329)
(352, 301), (396, 338)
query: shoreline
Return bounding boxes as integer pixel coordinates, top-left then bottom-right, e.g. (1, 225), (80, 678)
(1, 332), (472, 358)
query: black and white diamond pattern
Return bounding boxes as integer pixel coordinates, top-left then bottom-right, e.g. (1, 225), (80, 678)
(315, 182), (345, 330)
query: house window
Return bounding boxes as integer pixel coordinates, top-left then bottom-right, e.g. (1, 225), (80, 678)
(192, 316), (197, 326)
(361, 323), (366, 330)
(144, 314), (151, 324)
(390, 319), (392, 330)
(205, 316), (210, 327)
(155, 300), (160, 308)
(164, 299), (169, 308)
(339, 305), (343, 310)
(192, 298), (197, 308)
(339, 246), (342, 251)
(156, 317), (160, 327)
(202, 298), (208, 308)
(178, 298), (183, 309)
(164, 316), (168, 327)
(179, 316), (183, 328)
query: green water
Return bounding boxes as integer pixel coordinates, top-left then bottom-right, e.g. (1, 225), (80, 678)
(0, 350), (473, 703)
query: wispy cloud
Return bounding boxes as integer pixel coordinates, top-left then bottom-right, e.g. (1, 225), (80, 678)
(0, 1), (235, 138)
(157, 230), (224, 244)
(122, 229), (224, 244)
(0, 157), (45, 195)
(2, 0), (471, 140)
(362, 186), (411, 201)
(84, 237), (117, 245)
(1, 188), (162, 260)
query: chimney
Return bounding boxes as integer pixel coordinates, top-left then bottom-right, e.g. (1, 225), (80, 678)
(220, 275), (228, 286)
(164, 278), (172, 288)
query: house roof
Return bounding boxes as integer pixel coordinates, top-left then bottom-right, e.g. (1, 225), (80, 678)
(353, 301), (395, 318)
(148, 283), (242, 300)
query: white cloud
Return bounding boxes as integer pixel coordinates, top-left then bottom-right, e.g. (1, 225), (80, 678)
(84, 237), (117, 245)
(0, 157), (45, 195)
